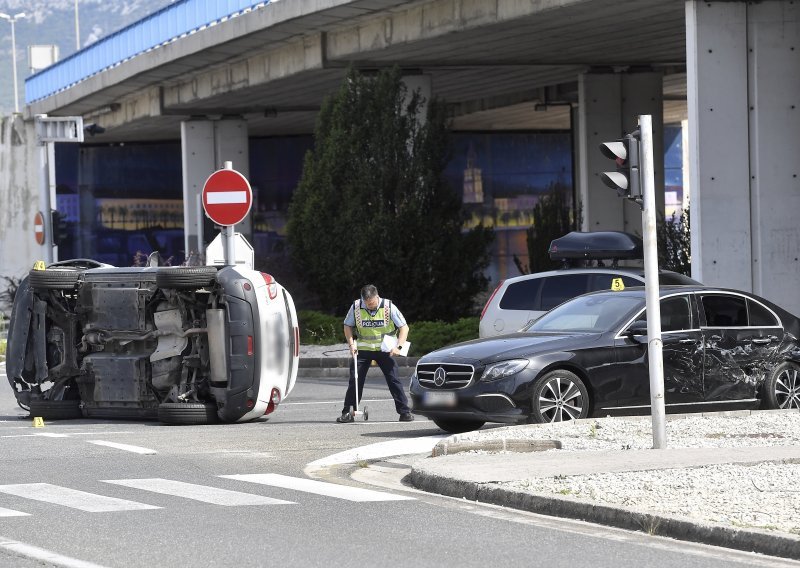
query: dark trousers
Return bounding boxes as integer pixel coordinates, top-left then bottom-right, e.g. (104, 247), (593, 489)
(342, 350), (410, 415)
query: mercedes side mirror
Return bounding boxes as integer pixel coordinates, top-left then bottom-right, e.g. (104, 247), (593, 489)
(624, 320), (648, 341)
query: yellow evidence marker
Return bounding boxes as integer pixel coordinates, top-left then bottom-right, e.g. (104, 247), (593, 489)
(33, 417), (45, 428)
(32, 260), (46, 271)
(611, 278), (625, 292)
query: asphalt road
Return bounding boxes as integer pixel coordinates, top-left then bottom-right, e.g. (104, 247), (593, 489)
(0, 364), (795, 568)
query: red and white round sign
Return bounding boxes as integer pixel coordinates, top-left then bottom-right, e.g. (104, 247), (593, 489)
(34, 211), (45, 245)
(202, 169), (253, 226)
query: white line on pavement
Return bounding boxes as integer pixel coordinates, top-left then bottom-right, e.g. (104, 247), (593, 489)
(221, 473), (415, 502)
(102, 479), (295, 506)
(88, 440), (157, 455)
(305, 435), (447, 470)
(0, 537), (110, 568)
(0, 483), (160, 512)
(0, 507), (29, 517)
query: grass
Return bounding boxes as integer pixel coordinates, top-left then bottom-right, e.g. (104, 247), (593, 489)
(0, 338), (6, 362)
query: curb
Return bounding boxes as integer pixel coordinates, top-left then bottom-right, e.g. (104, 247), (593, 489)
(431, 438), (560, 457)
(408, 465), (800, 561)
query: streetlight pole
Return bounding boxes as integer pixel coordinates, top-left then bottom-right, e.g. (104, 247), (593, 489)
(75, 0), (80, 50)
(0, 12), (26, 113)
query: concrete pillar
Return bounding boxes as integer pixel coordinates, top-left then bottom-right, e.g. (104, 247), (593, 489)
(577, 71), (664, 234)
(686, 1), (800, 313)
(181, 117), (250, 261)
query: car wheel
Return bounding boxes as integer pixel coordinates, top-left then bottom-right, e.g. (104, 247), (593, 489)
(432, 418), (485, 434)
(28, 399), (83, 420)
(28, 268), (81, 290)
(156, 267), (217, 290)
(762, 362), (800, 410)
(157, 402), (219, 425)
(530, 370), (589, 423)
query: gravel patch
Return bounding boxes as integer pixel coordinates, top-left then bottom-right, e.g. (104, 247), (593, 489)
(457, 412), (800, 536)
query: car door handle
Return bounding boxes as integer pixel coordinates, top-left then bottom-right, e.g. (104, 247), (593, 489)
(751, 337), (772, 345)
(709, 335), (722, 342)
(678, 339), (696, 344)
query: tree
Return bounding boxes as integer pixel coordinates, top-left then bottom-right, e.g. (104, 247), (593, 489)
(287, 67), (494, 321)
(516, 182), (578, 274)
(657, 206), (691, 276)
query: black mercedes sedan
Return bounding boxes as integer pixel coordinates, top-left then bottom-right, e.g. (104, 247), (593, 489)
(410, 286), (800, 433)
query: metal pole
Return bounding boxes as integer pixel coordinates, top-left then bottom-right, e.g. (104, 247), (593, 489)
(223, 161), (236, 266)
(10, 17), (18, 113)
(640, 114), (667, 449)
(74, 0), (80, 50)
(38, 143), (53, 264)
(47, 142), (59, 262)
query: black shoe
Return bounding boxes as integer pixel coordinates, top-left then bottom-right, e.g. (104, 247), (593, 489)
(399, 413), (415, 422)
(336, 413), (354, 423)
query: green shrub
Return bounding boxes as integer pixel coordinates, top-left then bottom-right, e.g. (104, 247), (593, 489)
(298, 310), (342, 345)
(297, 310), (480, 355)
(0, 339), (6, 362)
(409, 318), (479, 356)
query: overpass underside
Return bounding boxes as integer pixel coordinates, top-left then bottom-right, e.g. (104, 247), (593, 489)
(14, 0), (800, 315)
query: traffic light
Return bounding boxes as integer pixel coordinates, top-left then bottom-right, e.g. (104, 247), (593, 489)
(599, 131), (642, 203)
(51, 210), (69, 246)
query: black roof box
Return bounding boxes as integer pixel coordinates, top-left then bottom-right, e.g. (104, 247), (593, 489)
(549, 231), (643, 261)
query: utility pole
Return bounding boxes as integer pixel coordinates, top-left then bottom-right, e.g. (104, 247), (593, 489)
(0, 12), (26, 113)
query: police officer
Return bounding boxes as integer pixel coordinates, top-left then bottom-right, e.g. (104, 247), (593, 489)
(337, 284), (414, 423)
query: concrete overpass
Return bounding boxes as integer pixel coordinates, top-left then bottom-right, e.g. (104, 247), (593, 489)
(2, 0), (798, 314)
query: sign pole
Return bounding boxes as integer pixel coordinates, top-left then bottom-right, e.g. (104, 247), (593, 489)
(222, 161), (236, 266)
(640, 114), (667, 449)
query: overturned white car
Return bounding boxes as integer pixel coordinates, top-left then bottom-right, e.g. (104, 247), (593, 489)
(6, 260), (299, 425)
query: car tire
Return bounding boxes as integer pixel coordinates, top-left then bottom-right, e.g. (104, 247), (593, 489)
(28, 268), (81, 290)
(156, 267), (217, 290)
(432, 418), (485, 434)
(529, 369), (589, 423)
(157, 402), (219, 425)
(761, 362), (800, 410)
(28, 399), (83, 420)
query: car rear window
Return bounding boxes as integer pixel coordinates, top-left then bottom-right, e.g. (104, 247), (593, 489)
(499, 278), (543, 310)
(540, 274), (591, 311)
(589, 274), (643, 291)
(701, 294), (748, 327)
(748, 299), (779, 327)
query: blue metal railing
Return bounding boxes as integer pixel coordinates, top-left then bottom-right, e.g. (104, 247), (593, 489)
(26, 0), (270, 104)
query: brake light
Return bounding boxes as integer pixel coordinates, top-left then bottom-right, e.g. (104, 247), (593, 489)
(247, 335), (253, 356)
(265, 388), (281, 415)
(481, 280), (504, 319)
(294, 327), (300, 358)
(260, 273), (278, 300)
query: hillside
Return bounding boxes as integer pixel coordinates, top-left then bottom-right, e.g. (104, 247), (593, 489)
(0, 0), (176, 113)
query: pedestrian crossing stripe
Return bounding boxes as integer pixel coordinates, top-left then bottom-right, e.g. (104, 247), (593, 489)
(0, 506), (30, 517)
(102, 479), (295, 506)
(0, 474), (414, 515)
(0, 483), (160, 512)
(220, 474), (416, 502)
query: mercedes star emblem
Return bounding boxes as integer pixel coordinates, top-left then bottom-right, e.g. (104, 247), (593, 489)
(433, 366), (447, 387)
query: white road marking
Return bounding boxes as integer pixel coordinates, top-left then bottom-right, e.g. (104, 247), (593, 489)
(221, 473), (415, 502)
(206, 190), (248, 204)
(88, 440), (157, 455)
(0, 507), (29, 517)
(305, 435), (447, 470)
(0, 537), (110, 568)
(102, 478), (295, 506)
(0, 483), (160, 512)
(2, 433), (70, 438)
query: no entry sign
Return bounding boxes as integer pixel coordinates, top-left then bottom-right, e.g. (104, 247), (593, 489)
(34, 211), (45, 245)
(202, 168), (253, 226)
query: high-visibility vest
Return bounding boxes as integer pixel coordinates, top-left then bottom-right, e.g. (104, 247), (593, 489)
(353, 299), (396, 351)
